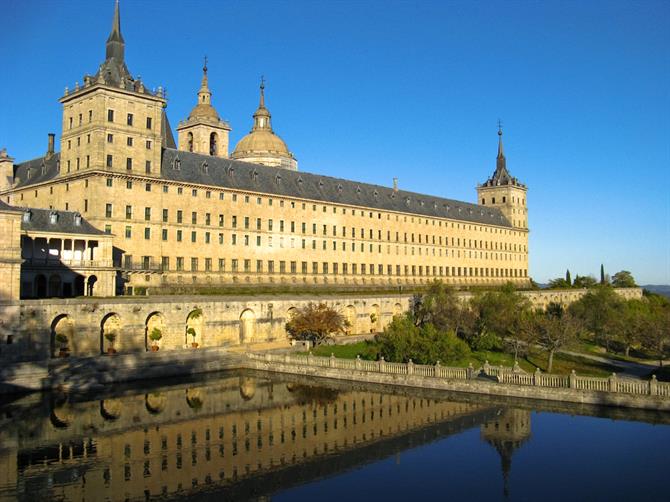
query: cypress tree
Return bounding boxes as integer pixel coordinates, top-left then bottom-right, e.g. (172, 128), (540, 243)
(600, 264), (605, 284)
(566, 269), (572, 287)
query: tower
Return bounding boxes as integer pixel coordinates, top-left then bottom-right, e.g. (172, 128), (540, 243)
(176, 59), (232, 157)
(58, 0), (171, 178)
(231, 79), (298, 170)
(477, 125), (528, 229)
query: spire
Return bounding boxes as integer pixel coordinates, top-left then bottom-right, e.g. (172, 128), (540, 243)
(252, 76), (272, 131)
(105, 0), (125, 62)
(198, 56), (212, 105)
(496, 120), (506, 172)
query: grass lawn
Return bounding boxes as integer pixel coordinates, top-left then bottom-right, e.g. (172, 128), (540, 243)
(305, 341), (618, 377)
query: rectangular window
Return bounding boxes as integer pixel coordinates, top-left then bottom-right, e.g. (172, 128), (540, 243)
(205, 258), (212, 271)
(144, 207), (151, 221)
(126, 158), (132, 171)
(268, 260), (275, 273)
(127, 137), (133, 146)
(256, 260), (263, 272)
(144, 227), (151, 240)
(290, 261), (296, 274)
(106, 178), (113, 187)
(161, 256), (169, 270)
(146, 117), (152, 129)
(125, 226), (132, 238)
(145, 161), (151, 174)
(125, 205), (132, 219)
(219, 214), (224, 227)
(205, 232), (210, 244)
(192, 212), (197, 224)
(231, 259), (238, 272)
(177, 257), (184, 271)
(244, 217), (250, 229)
(191, 231), (197, 243)
(146, 140), (152, 149)
(106, 155), (113, 167)
(205, 213), (211, 226)
(127, 113), (133, 126)
(218, 259), (225, 271)
(191, 258), (198, 271)
(244, 259), (251, 272)
(107, 109), (114, 122)
(105, 203), (112, 218)
(162, 209), (168, 222)
(126, 180), (132, 189)
(301, 261), (308, 274)
(232, 216), (237, 228)
(104, 225), (112, 234)
(161, 229), (167, 241)
(177, 230), (182, 242)
(177, 210), (183, 223)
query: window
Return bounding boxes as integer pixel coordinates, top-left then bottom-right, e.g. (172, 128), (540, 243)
(145, 207), (151, 221)
(191, 231), (197, 243)
(145, 183), (151, 192)
(105, 225), (112, 234)
(244, 217), (250, 229)
(161, 229), (168, 241)
(105, 204), (112, 217)
(107, 109), (114, 122)
(162, 209), (168, 223)
(205, 232), (210, 244)
(106, 178), (113, 187)
(205, 213), (211, 225)
(144, 227), (151, 240)
(177, 210), (183, 223)
(126, 180), (132, 189)
(177, 257), (184, 271)
(127, 137), (133, 146)
(191, 258), (198, 271)
(126, 158), (132, 171)
(146, 117), (152, 129)
(125, 226), (132, 238)
(192, 189), (198, 197)
(127, 113), (134, 126)
(145, 161), (151, 174)
(106, 155), (113, 167)
(146, 140), (152, 149)
(205, 258), (212, 271)
(177, 230), (182, 242)
(125, 205), (132, 219)
(192, 212), (197, 224)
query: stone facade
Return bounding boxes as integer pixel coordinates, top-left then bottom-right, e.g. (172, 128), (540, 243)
(0, 2), (530, 295)
(0, 288), (642, 364)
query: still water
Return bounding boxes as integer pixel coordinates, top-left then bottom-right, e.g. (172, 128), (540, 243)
(0, 371), (667, 502)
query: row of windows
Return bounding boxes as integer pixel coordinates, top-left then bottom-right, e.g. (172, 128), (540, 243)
(67, 110), (152, 129)
(481, 195), (526, 206)
(124, 254), (527, 278)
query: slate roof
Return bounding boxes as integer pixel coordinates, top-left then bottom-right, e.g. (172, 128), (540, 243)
(161, 149), (512, 227)
(0, 199), (104, 235)
(11, 147), (512, 228)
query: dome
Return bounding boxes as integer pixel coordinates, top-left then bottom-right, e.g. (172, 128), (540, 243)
(232, 129), (291, 157)
(188, 102), (220, 121)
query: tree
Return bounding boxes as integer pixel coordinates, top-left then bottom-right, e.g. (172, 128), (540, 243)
(412, 281), (472, 336)
(548, 277), (571, 289)
(285, 303), (347, 345)
(469, 284), (531, 359)
(375, 314), (470, 365)
(600, 264), (605, 284)
(641, 294), (670, 367)
(611, 270), (636, 288)
(573, 275), (597, 289)
(534, 305), (582, 373)
(565, 269), (572, 287)
(569, 285), (621, 352)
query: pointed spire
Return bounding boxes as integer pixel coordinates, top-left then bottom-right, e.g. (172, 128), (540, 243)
(496, 120), (507, 174)
(198, 56), (211, 104)
(105, 0), (125, 61)
(259, 75), (266, 108)
(252, 76), (272, 131)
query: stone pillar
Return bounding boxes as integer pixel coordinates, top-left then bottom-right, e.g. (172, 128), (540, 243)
(330, 353), (335, 368)
(534, 368), (542, 386)
(378, 356), (386, 373)
(467, 363), (474, 380)
(569, 369), (576, 389)
(355, 355), (362, 371)
(435, 360), (441, 378)
(407, 359), (414, 375)
(609, 373), (618, 392)
(649, 375), (658, 396)
(483, 360), (490, 376)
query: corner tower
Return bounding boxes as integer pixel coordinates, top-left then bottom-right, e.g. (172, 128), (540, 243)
(231, 79), (298, 170)
(477, 126), (528, 229)
(58, 0), (172, 178)
(177, 60), (231, 157)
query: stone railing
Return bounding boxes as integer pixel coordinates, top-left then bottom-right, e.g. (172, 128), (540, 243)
(248, 352), (670, 399)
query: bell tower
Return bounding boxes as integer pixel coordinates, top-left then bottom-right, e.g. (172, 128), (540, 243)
(477, 125), (528, 229)
(58, 0), (169, 178)
(177, 59), (231, 158)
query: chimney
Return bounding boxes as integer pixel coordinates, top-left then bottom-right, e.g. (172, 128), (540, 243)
(47, 133), (55, 158)
(393, 177), (398, 192)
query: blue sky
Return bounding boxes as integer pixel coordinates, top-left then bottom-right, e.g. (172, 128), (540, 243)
(1, 0), (668, 284)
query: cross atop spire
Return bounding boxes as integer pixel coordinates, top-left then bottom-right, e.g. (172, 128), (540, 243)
(105, 0), (125, 61)
(497, 119), (505, 160)
(259, 75), (266, 108)
(203, 55), (208, 74)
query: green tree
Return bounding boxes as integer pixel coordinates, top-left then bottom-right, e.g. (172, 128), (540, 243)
(548, 277), (571, 289)
(412, 281), (473, 336)
(469, 283), (531, 359)
(285, 303), (347, 345)
(565, 269), (572, 287)
(533, 304), (582, 373)
(569, 285), (621, 352)
(641, 293), (670, 367)
(573, 275), (598, 289)
(611, 270), (636, 288)
(600, 264), (605, 284)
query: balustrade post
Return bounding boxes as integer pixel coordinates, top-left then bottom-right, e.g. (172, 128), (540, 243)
(649, 375), (658, 396)
(407, 359), (414, 375)
(379, 356), (386, 373)
(513, 360), (521, 373)
(307, 351), (313, 366)
(534, 368), (541, 386)
(355, 355), (362, 371)
(569, 369), (576, 389)
(435, 360), (441, 378)
(483, 360), (490, 376)
(609, 372), (618, 393)
(467, 363), (474, 380)
(330, 353), (335, 368)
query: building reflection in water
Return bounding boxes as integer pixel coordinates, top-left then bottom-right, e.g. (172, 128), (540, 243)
(0, 374), (528, 500)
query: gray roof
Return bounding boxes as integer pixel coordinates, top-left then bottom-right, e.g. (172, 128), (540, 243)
(161, 149), (512, 227)
(11, 148), (512, 228)
(0, 199), (104, 235)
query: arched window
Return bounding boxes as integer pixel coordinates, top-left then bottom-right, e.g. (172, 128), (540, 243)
(187, 132), (194, 153)
(209, 132), (218, 156)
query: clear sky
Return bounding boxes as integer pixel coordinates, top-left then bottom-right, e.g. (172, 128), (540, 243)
(1, 0), (668, 284)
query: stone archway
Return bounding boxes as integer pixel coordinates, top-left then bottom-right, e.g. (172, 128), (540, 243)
(185, 308), (203, 348)
(101, 313), (121, 354)
(393, 303), (403, 318)
(86, 275), (98, 296)
(239, 309), (256, 344)
(145, 312), (166, 351)
(51, 314), (74, 358)
(345, 305), (356, 335)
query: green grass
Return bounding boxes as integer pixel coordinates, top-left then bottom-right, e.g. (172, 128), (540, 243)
(305, 341), (618, 377)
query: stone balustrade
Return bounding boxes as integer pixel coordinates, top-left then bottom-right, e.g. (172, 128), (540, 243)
(249, 352), (670, 399)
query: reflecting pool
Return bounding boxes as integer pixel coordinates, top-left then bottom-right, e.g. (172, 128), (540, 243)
(0, 371), (667, 501)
